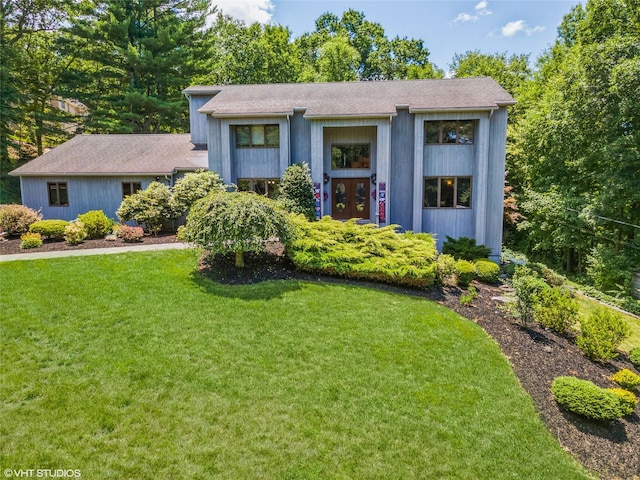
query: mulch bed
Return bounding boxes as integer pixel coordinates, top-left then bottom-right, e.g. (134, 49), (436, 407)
(4, 240), (640, 479)
(0, 232), (179, 255)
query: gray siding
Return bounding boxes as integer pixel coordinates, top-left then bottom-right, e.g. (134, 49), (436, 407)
(390, 108), (414, 230)
(188, 95), (214, 147)
(290, 112), (311, 164)
(20, 176), (159, 221)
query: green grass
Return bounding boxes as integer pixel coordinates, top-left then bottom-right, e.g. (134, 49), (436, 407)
(575, 294), (640, 352)
(1, 250), (592, 479)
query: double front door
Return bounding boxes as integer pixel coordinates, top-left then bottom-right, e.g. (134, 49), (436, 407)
(332, 178), (370, 220)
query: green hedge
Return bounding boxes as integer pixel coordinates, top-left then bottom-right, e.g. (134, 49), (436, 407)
(551, 376), (632, 421)
(29, 219), (70, 240)
(455, 260), (476, 287)
(474, 259), (500, 284)
(288, 217), (438, 288)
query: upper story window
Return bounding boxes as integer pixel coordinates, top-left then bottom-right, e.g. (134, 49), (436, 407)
(48, 182), (68, 206)
(235, 125), (279, 148)
(425, 120), (475, 145)
(331, 144), (371, 169)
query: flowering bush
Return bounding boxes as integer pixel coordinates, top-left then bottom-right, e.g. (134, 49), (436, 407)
(0, 204), (42, 235)
(64, 221), (87, 245)
(118, 225), (144, 243)
(20, 232), (43, 249)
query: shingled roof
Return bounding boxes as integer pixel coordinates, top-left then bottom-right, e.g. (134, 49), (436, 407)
(185, 77), (516, 118)
(10, 134), (207, 176)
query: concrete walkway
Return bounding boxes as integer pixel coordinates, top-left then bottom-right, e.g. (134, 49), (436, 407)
(0, 241), (192, 262)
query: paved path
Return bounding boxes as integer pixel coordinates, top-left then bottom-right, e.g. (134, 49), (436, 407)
(0, 242), (192, 262)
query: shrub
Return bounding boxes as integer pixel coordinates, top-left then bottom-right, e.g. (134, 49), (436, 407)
(504, 266), (549, 326)
(460, 284), (478, 306)
(118, 225), (144, 243)
(436, 254), (457, 285)
(77, 210), (113, 239)
(0, 204), (42, 235)
(287, 216), (438, 288)
(117, 181), (172, 234)
(29, 219), (70, 240)
(551, 376), (628, 421)
(474, 259), (500, 284)
(184, 192), (293, 268)
(64, 221), (87, 245)
(611, 369), (640, 391)
(533, 287), (579, 334)
(278, 162), (316, 221)
(442, 236), (491, 261)
(630, 348), (640, 369)
(607, 388), (638, 416)
(171, 170), (226, 217)
(455, 260), (476, 287)
(19, 232), (43, 249)
(576, 309), (631, 362)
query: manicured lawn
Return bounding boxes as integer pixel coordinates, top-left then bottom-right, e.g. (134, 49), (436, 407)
(1, 250), (591, 479)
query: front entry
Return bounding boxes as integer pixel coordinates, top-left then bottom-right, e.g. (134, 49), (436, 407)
(332, 178), (370, 220)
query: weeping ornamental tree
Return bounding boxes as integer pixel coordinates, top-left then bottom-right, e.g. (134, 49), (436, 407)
(183, 192), (293, 268)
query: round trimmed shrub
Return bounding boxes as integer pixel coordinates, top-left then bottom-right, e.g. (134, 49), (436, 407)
(455, 259), (476, 287)
(118, 225), (144, 243)
(64, 221), (87, 245)
(474, 259), (500, 284)
(630, 348), (640, 369)
(29, 219), (70, 240)
(607, 388), (638, 416)
(20, 232), (43, 249)
(0, 204), (42, 235)
(611, 369), (640, 391)
(77, 210), (113, 239)
(551, 376), (628, 421)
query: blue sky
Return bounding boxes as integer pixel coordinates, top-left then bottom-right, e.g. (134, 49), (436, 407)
(212, 0), (580, 72)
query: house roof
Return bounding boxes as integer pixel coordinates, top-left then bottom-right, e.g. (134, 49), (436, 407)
(186, 77), (516, 118)
(9, 134), (208, 177)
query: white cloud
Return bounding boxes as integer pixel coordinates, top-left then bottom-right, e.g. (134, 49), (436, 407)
(475, 1), (492, 16)
(453, 12), (478, 23)
(501, 20), (545, 37)
(213, 0), (274, 24)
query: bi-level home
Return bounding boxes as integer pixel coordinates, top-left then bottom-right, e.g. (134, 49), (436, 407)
(11, 78), (515, 260)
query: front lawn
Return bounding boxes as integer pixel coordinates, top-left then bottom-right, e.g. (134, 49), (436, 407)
(1, 250), (591, 479)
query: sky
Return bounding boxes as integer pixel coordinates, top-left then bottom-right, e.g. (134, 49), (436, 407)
(211, 0), (581, 72)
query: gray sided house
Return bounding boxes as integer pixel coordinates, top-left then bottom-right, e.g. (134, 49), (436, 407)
(183, 78), (515, 260)
(9, 134), (207, 221)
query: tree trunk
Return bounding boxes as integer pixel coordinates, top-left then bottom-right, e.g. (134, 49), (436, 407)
(235, 250), (245, 268)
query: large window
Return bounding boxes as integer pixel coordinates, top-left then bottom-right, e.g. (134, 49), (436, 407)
(48, 182), (68, 206)
(122, 182), (142, 199)
(237, 178), (280, 199)
(331, 144), (371, 169)
(425, 120), (475, 145)
(423, 177), (472, 208)
(235, 125), (279, 148)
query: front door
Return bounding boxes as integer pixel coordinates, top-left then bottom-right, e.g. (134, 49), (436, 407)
(332, 178), (370, 220)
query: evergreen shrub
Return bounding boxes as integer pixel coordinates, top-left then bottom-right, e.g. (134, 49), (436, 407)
(64, 221), (87, 245)
(118, 226), (144, 243)
(533, 286), (579, 334)
(630, 348), (640, 369)
(288, 216), (438, 288)
(607, 388), (638, 416)
(442, 236), (491, 261)
(577, 309), (631, 362)
(78, 210), (113, 239)
(0, 204), (42, 235)
(551, 376), (629, 421)
(278, 163), (316, 221)
(436, 254), (456, 285)
(505, 266), (549, 326)
(19, 232), (43, 249)
(611, 369), (640, 391)
(455, 260), (476, 287)
(474, 259), (500, 283)
(29, 220), (70, 240)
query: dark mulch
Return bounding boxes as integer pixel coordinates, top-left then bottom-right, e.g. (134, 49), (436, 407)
(4, 241), (639, 479)
(0, 232), (179, 255)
